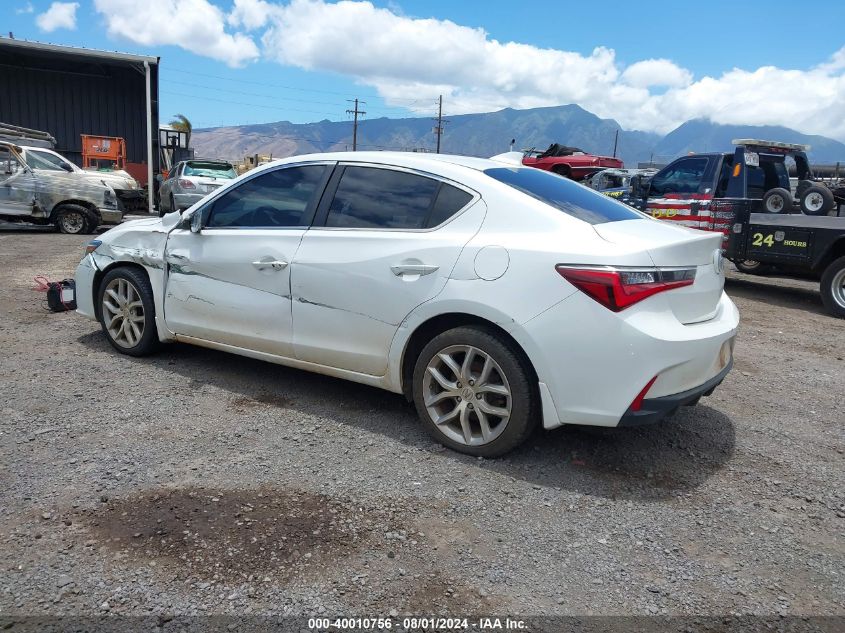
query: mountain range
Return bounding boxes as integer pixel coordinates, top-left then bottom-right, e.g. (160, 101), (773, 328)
(192, 104), (845, 167)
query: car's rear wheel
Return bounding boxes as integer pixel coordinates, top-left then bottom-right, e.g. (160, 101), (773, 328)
(734, 259), (769, 275)
(412, 326), (536, 457)
(97, 267), (159, 356)
(170, 194), (177, 213)
(820, 256), (845, 318)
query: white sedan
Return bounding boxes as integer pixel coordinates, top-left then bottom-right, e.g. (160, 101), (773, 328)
(74, 152), (738, 456)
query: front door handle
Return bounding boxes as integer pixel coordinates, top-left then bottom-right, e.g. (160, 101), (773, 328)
(391, 263), (439, 276)
(252, 259), (288, 271)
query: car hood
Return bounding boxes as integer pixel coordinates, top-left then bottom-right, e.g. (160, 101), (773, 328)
(82, 169), (139, 190)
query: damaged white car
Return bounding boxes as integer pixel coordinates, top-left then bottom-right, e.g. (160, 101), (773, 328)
(74, 152), (738, 457)
(0, 141), (122, 234)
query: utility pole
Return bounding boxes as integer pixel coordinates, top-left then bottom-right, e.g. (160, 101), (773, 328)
(612, 129), (619, 158)
(433, 95), (447, 154)
(346, 98), (366, 151)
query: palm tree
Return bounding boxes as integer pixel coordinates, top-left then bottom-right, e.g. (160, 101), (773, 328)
(169, 114), (192, 148)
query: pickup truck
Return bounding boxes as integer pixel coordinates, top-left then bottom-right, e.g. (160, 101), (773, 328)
(630, 139), (845, 318)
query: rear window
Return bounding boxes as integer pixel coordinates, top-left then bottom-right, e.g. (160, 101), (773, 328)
(184, 161), (236, 179)
(484, 167), (642, 224)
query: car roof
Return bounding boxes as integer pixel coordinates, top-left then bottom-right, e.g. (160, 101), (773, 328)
(266, 151), (508, 173)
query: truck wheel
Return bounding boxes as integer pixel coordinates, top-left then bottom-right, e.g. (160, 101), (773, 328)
(54, 204), (92, 235)
(795, 179), (813, 199)
(734, 259), (770, 275)
(800, 185), (834, 216)
(820, 256), (845, 318)
(762, 188), (792, 213)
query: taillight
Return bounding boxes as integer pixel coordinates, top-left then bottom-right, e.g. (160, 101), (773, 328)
(556, 265), (696, 312)
(178, 179), (195, 189)
(630, 375), (658, 411)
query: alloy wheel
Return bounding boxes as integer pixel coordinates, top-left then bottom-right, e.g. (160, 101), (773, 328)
(102, 277), (145, 348)
(422, 345), (512, 446)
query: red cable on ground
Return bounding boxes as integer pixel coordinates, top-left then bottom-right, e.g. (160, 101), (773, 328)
(33, 275), (73, 311)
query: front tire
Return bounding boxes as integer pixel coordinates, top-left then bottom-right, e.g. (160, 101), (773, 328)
(734, 259), (770, 275)
(412, 326), (536, 457)
(820, 256), (845, 318)
(97, 267), (159, 356)
(54, 204), (94, 234)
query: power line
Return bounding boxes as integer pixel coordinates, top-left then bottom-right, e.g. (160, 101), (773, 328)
(160, 90), (340, 118)
(346, 98), (366, 151)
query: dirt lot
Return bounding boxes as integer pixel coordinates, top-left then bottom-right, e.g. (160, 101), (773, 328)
(0, 228), (843, 621)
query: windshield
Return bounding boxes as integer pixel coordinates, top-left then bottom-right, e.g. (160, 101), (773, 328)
(184, 162), (236, 179)
(484, 167), (644, 224)
(26, 150), (70, 171)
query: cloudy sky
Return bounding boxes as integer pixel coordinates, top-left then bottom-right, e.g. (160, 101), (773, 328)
(7, 0), (845, 138)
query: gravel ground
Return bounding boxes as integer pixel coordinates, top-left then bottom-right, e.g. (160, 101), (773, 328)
(0, 228), (843, 621)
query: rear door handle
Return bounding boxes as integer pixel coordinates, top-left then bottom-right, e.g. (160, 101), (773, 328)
(391, 263), (439, 276)
(252, 260), (288, 271)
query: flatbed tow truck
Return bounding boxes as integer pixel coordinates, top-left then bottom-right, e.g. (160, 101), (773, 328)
(631, 139), (845, 318)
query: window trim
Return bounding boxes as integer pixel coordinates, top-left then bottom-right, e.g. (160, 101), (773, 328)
(198, 160), (336, 231)
(311, 161), (480, 232)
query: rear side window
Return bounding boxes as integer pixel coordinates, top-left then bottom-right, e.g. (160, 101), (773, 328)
(427, 184), (473, 227)
(325, 166), (441, 229)
(207, 165), (326, 228)
(484, 167), (642, 224)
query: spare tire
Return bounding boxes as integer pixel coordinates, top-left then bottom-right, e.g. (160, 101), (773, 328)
(762, 188), (792, 213)
(799, 185), (835, 216)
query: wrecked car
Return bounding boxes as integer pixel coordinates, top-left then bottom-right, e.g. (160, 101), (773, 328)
(0, 141), (122, 234)
(19, 145), (144, 213)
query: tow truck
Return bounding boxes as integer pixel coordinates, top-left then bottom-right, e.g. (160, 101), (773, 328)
(630, 139), (845, 318)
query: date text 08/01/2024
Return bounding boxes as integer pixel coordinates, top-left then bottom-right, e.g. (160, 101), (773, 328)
(308, 616), (528, 630)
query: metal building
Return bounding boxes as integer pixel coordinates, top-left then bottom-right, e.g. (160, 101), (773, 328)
(0, 37), (159, 212)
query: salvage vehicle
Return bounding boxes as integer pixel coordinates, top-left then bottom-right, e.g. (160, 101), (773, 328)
(157, 159), (237, 216)
(586, 168), (657, 204)
(522, 143), (624, 180)
(75, 152), (738, 456)
(19, 145), (144, 213)
(0, 141), (122, 234)
(631, 139), (845, 317)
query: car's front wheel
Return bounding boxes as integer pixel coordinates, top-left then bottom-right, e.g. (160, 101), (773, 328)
(412, 326), (537, 457)
(97, 267), (159, 356)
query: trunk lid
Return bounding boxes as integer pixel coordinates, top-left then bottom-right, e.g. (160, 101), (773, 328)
(593, 219), (725, 324)
(187, 176), (233, 195)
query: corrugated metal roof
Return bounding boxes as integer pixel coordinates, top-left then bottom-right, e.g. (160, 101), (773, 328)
(0, 37), (159, 64)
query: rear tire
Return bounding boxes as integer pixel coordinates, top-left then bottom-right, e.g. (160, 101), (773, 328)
(762, 188), (792, 214)
(412, 326), (537, 457)
(97, 267), (160, 356)
(170, 194), (177, 213)
(820, 256), (845, 318)
(800, 185), (834, 216)
(734, 259), (770, 275)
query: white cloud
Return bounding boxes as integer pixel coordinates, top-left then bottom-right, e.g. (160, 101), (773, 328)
(16, 2), (35, 14)
(228, 0), (275, 29)
(94, 0), (845, 139)
(93, 0), (260, 67)
(620, 59), (692, 89)
(36, 2), (79, 32)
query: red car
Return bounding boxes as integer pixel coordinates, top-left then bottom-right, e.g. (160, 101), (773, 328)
(522, 143), (623, 180)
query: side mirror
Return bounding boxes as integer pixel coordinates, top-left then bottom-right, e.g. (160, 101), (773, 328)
(189, 208), (203, 233)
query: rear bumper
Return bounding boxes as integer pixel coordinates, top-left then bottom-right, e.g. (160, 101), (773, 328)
(173, 192), (205, 209)
(618, 359), (732, 427)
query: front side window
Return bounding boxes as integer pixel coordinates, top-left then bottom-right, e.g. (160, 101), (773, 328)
(207, 165), (327, 228)
(325, 166), (441, 229)
(0, 147), (24, 181)
(484, 167), (642, 224)
(649, 157), (710, 196)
